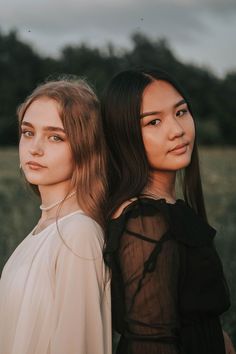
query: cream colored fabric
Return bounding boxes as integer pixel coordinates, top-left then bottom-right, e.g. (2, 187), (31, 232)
(0, 211), (111, 354)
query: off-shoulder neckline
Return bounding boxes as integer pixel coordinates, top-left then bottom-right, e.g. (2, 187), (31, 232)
(106, 197), (216, 250)
(111, 197), (183, 222)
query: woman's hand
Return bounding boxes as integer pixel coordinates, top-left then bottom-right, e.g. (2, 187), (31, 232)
(223, 330), (236, 354)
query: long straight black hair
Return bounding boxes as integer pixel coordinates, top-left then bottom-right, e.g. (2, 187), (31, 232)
(101, 68), (207, 221)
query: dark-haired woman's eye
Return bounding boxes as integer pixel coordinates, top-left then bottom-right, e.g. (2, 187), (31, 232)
(176, 109), (188, 117)
(148, 119), (161, 126)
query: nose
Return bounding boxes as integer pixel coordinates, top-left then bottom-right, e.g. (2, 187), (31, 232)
(168, 115), (184, 140)
(29, 137), (44, 156)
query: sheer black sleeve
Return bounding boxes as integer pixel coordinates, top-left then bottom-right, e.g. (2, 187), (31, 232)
(117, 202), (181, 354)
(105, 197), (231, 354)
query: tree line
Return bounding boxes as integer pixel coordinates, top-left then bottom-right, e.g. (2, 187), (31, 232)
(0, 29), (236, 145)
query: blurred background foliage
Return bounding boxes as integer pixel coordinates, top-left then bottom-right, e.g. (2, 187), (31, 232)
(0, 28), (235, 346)
(0, 29), (236, 146)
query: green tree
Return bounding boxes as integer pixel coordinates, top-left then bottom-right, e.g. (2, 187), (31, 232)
(0, 30), (43, 144)
(0, 29), (236, 145)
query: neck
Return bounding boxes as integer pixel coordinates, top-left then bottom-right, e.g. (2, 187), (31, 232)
(38, 180), (77, 220)
(144, 170), (176, 202)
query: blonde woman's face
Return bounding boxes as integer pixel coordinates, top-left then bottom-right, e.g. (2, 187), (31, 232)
(141, 80), (195, 172)
(19, 97), (74, 188)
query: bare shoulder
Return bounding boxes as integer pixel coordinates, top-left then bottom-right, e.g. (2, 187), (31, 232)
(112, 198), (138, 219)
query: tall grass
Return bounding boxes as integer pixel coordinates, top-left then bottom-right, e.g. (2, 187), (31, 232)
(199, 147), (236, 342)
(0, 147), (235, 344)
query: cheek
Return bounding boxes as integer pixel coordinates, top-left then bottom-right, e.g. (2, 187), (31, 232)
(180, 119), (195, 165)
(188, 119), (196, 148)
(142, 129), (164, 160)
(192, 124), (196, 141)
(19, 138), (27, 161)
(142, 130), (166, 169)
(52, 146), (74, 172)
(45, 148), (74, 184)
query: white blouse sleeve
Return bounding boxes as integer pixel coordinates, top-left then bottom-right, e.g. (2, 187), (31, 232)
(49, 214), (111, 354)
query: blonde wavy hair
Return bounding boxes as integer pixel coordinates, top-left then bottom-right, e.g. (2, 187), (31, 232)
(17, 77), (107, 227)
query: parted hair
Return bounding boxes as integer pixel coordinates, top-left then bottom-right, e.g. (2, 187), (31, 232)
(101, 68), (207, 221)
(18, 77), (107, 227)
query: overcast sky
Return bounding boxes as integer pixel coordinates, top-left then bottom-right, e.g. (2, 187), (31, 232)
(1, 0), (236, 77)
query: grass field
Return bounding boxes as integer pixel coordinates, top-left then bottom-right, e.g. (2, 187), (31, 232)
(0, 146), (235, 344)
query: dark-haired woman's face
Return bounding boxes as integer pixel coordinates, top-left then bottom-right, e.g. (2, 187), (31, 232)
(140, 80), (195, 172)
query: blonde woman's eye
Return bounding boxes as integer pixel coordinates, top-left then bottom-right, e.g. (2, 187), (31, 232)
(176, 109), (188, 117)
(148, 119), (161, 126)
(49, 135), (63, 142)
(22, 130), (33, 137)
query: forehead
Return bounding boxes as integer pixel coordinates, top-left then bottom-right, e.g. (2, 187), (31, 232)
(142, 80), (183, 111)
(22, 97), (63, 127)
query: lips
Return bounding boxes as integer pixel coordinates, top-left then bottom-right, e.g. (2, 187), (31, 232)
(26, 161), (46, 168)
(169, 143), (188, 152)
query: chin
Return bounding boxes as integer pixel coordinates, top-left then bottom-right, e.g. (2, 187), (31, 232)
(155, 158), (192, 172)
(171, 152), (192, 168)
(24, 177), (45, 185)
(172, 160), (192, 171)
(22, 172), (48, 186)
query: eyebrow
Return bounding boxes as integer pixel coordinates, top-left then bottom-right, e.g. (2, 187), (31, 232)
(140, 99), (187, 119)
(21, 121), (65, 133)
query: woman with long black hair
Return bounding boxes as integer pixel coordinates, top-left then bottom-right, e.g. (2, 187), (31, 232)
(102, 68), (233, 354)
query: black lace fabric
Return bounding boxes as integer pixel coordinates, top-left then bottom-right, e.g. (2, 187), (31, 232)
(105, 198), (231, 354)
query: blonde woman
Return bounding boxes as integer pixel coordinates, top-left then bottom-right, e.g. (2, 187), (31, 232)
(0, 78), (111, 354)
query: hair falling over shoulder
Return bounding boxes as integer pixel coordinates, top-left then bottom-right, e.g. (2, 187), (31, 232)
(17, 76), (107, 227)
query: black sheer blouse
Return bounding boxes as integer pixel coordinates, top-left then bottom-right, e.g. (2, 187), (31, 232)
(105, 198), (231, 354)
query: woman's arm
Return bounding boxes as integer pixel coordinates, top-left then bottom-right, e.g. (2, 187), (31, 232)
(118, 211), (180, 354)
(50, 215), (111, 354)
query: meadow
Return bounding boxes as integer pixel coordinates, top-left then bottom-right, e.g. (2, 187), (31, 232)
(0, 147), (235, 344)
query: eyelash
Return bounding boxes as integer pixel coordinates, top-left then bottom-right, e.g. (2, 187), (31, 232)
(147, 108), (188, 126)
(148, 119), (160, 126)
(21, 130), (33, 137)
(176, 108), (188, 117)
(21, 130), (64, 142)
(49, 135), (63, 142)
